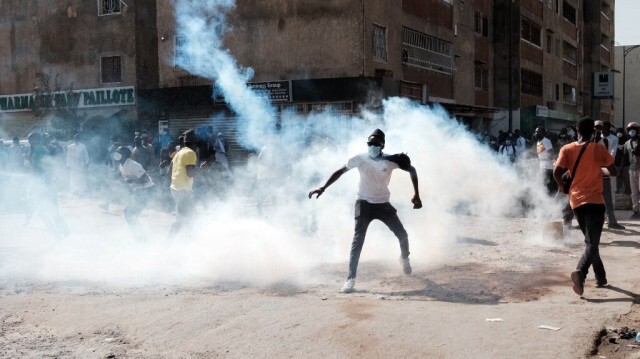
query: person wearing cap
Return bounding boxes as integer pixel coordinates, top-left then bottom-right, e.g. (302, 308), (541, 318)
(535, 126), (556, 195)
(168, 129), (199, 238)
(308, 129), (422, 293)
(594, 121), (625, 229)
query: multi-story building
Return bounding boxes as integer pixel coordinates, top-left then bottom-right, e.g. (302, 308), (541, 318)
(493, 0), (615, 137)
(0, 0), (158, 139)
(0, 0), (616, 158)
(613, 44), (640, 129)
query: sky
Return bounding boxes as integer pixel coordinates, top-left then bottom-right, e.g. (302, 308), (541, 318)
(615, 0), (640, 46)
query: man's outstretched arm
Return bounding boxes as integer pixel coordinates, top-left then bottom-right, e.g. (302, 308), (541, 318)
(408, 165), (422, 209)
(308, 166), (349, 199)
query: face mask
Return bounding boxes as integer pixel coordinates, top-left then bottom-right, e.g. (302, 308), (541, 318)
(505, 140), (512, 145)
(142, 134), (148, 138)
(113, 152), (122, 161)
(368, 145), (381, 158)
(568, 130), (575, 137)
(490, 141), (496, 145)
(618, 133), (624, 138)
(134, 132), (140, 136)
(630, 130), (637, 137)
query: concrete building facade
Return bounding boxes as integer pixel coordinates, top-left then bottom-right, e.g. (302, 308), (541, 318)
(0, 0), (159, 138)
(0, 0), (618, 149)
(613, 45), (640, 129)
(493, 0), (615, 137)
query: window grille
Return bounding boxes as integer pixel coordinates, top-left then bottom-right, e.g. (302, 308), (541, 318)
(372, 24), (387, 61)
(101, 56), (121, 83)
(521, 69), (542, 96)
(98, 0), (120, 16)
(521, 17), (541, 47)
(402, 27), (453, 75)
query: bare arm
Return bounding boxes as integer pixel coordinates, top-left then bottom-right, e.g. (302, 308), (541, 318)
(406, 165), (422, 209)
(308, 166), (349, 199)
(553, 166), (566, 193)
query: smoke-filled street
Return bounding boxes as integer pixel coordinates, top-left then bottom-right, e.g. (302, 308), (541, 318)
(1, 194), (640, 358)
(2, 0), (639, 357)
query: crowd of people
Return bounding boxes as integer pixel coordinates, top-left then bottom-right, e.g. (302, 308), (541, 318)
(2, 119), (640, 295)
(0, 126), (232, 241)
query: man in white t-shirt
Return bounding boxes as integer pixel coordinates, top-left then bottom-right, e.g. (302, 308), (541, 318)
(114, 146), (155, 241)
(308, 129), (422, 293)
(535, 127), (557, 194)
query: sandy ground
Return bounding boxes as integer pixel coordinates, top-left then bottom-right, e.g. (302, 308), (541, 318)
(2, 195), (640, 358)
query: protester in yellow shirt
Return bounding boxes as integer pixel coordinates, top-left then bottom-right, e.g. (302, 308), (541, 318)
(168, 129), (198, 238)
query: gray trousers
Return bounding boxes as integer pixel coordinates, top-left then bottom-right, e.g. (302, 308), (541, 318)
(347, 200), (410, 280)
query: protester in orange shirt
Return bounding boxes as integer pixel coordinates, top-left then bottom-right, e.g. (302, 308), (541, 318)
(553, 117), (618, 296)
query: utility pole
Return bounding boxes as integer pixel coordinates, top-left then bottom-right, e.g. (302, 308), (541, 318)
(623, 45), (640, 128)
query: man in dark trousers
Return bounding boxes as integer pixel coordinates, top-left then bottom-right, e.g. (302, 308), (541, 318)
(308, 129), (422, 293)
(553, 117), (618, 296)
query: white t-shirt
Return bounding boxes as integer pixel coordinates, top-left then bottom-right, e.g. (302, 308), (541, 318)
(536, 137), (554, 169)
(120, 158), (154, 190)
(346, 153), (399, 203)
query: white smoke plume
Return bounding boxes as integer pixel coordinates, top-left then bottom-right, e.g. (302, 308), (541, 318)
(0, 0), (564, 288)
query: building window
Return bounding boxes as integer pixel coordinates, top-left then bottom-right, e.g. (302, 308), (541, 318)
(101, 56), (121, 83)
(601, 35), (610, 51)
(563, 41), (577, 65)
(98, 0), (121, 16)
(521, 17), (541, 47)
(174, 35), (189, 70)
(563, 2), (577, 26)
(474, 64), (489, 90)
(521, 68), (542, 96)
(547, 0), (552, 8)
(402, 27), (453, 75)
(372, 24), (387, 61)
(474, 12), (488, 37)
(547, 81), (553, 101)
(563, 83), (577, 104)
(555, 0), (559, 14)
(555, 83), (560, 101)
(546, 33), (553, 53)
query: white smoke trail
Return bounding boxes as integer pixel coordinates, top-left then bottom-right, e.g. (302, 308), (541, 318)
(0, 0), (565, 288)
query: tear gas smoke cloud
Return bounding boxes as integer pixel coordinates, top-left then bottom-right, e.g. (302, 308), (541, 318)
(0, 0), (564, 288)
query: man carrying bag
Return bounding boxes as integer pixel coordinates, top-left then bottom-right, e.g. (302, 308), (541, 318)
(553, 117), (618, 296)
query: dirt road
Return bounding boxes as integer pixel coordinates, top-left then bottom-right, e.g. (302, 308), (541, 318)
(1, 197), (640, 358)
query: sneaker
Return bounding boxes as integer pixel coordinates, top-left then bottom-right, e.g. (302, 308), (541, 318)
(571, 271), (584, 296)
(400, 257), (412, 275)
(608, 222), (626, 230)
(341, 278), (355, 293)
(630, 212), (640, 219)
(596, 280), (608, 288)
